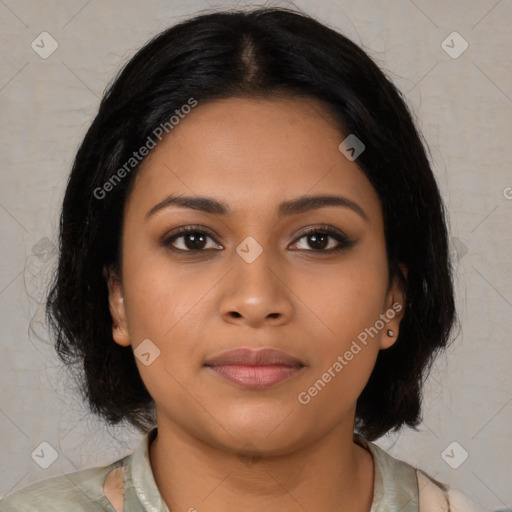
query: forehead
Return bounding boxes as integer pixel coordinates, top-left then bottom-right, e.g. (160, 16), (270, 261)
(125, 96), (382, 222)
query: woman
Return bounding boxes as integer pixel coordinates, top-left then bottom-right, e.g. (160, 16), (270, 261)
(0, 7), (482, 511)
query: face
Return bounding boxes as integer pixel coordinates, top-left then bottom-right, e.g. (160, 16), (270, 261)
(107, 96), (405, 454)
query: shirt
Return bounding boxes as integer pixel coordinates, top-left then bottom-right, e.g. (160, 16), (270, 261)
(0, 427), (481, 511)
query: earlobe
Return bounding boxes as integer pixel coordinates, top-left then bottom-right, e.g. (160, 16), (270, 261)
(380, 326), (399, 350)
(105, 265), (131, 347)
(380, 265), (407, 350)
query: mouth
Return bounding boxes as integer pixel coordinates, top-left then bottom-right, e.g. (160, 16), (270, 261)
(203, 347), (305, 389)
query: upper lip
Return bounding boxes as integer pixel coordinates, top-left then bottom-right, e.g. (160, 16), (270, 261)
(204, 347), (304, 367)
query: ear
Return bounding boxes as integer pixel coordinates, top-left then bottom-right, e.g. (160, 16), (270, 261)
(379, 263), (407, 350)
(104, 265), (130, 347)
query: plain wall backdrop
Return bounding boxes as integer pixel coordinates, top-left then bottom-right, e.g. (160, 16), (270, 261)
(0, 1), (510, 510)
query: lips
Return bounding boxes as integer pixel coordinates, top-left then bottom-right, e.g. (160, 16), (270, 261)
(204, 347), (304, 366)
(204, 347), (305, 389)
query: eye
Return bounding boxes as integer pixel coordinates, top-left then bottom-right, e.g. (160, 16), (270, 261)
(290, 225), (356, 253)
(161, 224), (356, 254)
(161, 226), (222, 252)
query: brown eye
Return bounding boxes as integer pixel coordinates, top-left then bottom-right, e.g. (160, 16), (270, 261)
(162, 227), (222, 252)
(290, 226), (356, 253)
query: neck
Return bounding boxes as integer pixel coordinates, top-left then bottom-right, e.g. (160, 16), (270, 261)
(148, 415), (374, 512)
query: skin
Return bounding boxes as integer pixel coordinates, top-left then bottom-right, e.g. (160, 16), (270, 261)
(107, 96), (406, 512)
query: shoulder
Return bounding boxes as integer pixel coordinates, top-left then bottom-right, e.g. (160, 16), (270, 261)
(0, 459), (127, 512)
(358, 436), (484, 512)
(416, 470), (485, 512)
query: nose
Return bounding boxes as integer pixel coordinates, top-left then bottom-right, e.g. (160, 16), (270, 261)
(218, 249), (294, 328)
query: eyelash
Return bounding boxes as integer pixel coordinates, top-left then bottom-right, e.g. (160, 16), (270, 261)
(161, 224), (356, 254)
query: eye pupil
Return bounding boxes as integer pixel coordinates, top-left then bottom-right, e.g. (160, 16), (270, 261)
(309, 233), (328, 250)
(185, 233), (207, 250)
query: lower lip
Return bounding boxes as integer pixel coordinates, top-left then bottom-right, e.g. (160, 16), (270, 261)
(206, 364), (303, 389)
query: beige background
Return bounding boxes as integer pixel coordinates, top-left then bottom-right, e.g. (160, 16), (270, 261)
(0, 1), (510, 510)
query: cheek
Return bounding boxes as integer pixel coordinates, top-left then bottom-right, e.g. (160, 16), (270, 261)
(295, 262), (389, 415)
(120, 251), (225, 397)
(121, 267), (209, 409)
(123, 266), (211, 347)
(292, 250), (389, 345)
(291, 246), (389, 402)
(295, 346), (378, 435)
(120, 227), (198, 335)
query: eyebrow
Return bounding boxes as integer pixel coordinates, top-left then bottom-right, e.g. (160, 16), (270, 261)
(145, 193), (369, 222)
